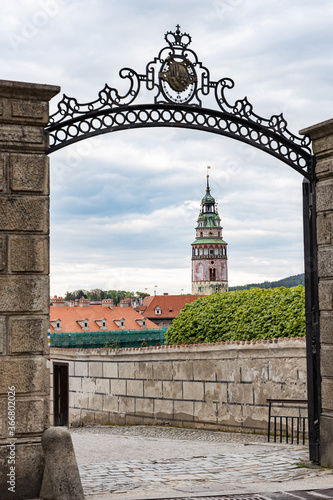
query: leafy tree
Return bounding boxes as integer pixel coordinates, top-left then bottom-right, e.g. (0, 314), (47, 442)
(165, 286), (306, 345)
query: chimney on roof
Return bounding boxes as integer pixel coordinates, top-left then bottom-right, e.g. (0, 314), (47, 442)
(52, 296), (65, 307)
(102, 298), (114, 310)
(119, 298), (131, 307)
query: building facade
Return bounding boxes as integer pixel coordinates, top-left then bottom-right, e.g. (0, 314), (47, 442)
(191, 175), (228, 295)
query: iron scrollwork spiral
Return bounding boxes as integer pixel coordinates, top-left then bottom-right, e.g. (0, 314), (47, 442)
(46, 25), (314, 179)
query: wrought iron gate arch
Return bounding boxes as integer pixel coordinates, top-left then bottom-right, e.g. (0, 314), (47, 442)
(46, 25), (320, 462)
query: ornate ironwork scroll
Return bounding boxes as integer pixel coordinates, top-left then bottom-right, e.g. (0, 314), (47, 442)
(46, 25), (314, 179)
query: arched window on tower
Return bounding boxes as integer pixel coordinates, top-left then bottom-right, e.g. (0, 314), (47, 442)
(209, 268), (216, 281)
(200, 231), (203, 237)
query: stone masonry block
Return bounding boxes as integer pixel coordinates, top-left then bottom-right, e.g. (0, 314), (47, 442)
(153, 361), (172, 380)
(318, 247), (333, 278)
(0, 124), (46, 150)
(183, 381), (204, 401)
(0, 154), (4, 190)
(9, 235), (48, 273)
(204, 382), (227, 402)
(321, 379), (333, 412)
(320, 413), (333, 467)
(81, 377), (96, 393)
(89, 394), (103, 411)
(320, 312), (333, 344)
(315, 157), (333, 178)
(144, 380), (163, 398)
(319, 280), (333, 310)
(15, 398), (46, 434)
(95, 377), (109, 394)
(0, 235), (5, 272)
(216, 359), (240, 382)
(0, 276), (49, 312)
(269, 358), (300, 384)
(0, 196), (48, 232)
(320, 347), (333, 378)
(11, 99), (46, 121)
(111, 379), (126, 395)
(10, 153), (48, 192)
(242, 404), (268, 431)
(0, 398), (6, 437)
(228, 383), (253, 405)
(193, 360), (217, 381)
(317, 212), (332, 245)
(154, 399), (174, 419)
(316, 179), (333, 212)
(118, 362), (135, 379)
(173, 360), (193, 380)
(75, 361), (88, 377)
(0, 356), (47, 395)
(135, 361), (153, 380)
(118, 396), (135, 414)
(218, 402), (242, 427)
(74, 393), (88, 409)
(135, 397), (154, 417)
(89, 362), (103, 378)
(162, 380), (182, 400)
(127, 379), (143, 397)
(69, 377), (82, 392)
(0, 317), (4, 353)
(173, 400), (193, 421)
(103, 361), (118, 378)
(10, 316), (47, 353)
(103, 394), (118, 412)
(194, 401), (217, 423)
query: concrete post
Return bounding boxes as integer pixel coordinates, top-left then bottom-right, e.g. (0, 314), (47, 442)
(301, 118), (333, 467)
(0, 80), (60, 499)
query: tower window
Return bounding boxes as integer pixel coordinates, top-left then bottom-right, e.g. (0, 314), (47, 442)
(209, 268), (216, 281)
(200, 231), (203, 237)
(209, 249), (214, 255)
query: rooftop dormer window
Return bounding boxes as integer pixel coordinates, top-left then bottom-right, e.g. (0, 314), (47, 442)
(155, 306), (161, 315)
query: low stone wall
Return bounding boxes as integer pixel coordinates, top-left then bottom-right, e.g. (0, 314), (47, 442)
(50, 338), (307, 433)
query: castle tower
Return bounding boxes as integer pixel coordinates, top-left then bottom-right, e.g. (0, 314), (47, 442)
(191, 175), (228, 295)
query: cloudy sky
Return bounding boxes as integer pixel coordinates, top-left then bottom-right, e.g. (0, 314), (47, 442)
(2, 1), (333, 296)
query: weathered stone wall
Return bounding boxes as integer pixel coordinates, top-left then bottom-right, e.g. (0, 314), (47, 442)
(50, 339), (307, 433)
(302, 119), (333, 467)
(0, 80), (59, 499)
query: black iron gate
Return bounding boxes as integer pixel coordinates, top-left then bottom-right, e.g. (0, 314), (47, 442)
(46, 25), (320, 462)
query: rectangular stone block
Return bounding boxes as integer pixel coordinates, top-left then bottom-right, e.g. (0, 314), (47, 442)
(320, 412), (333, 467)
(81, 377), (96, 393)
(227, 383), (254, 405)
(194, 401), (217, 423)
(153, 361), (172, 380)
(0, 124), (46, 149)
(317, 212), (332, 245)
(9, 235), (48, 273)
(11, 99), (46, 120)
(322, 379), (333, 412)
(204, 382), (227, 402)
(320, 312), (333, 343)
(95, 377), (109, 394)
(135, 397), (154, 417)
(118, 396), (134, 414)
(162, 380), (182, 400)
(135, 361), (153, 380)
(318, 247), (333, 278)
(69, 377), (82, 392)
(0, 196), (48, 232)
(0, 276), (49, 312)
(73, 392), (88, 408)
(321, 347), (333, 378)
(216, 359), (240, 382)
(241, 361), (269, 383)
(144, 380), (162, 398)
(89, 394), (103, 411)
(242, 404), (268, 430)
(316, 179), (333, 212)
(218, 402), (242, 427)
(118, 362), (135, 379)
(174, 400), (193, 421)
(0, 236), (5, 272)
(103, 361), (118, 378)
(127, 379), (143, 397)
(0, 154), (4, 191)
(10, 316), (47, 353)
(69, 408), (81, 425)
(103, 394), (118, 412)
(154, 399), (173, 419)
(0, 317), (4, 353)
(173, 360), (193, 380)
(10, 153), (48, 192)
(319, 280), (333, 310)
(15, 398), (46, 434)
(89, 362), (103, 378)
(111, 378), (126, 395)
(193, 360), (216, 381)
(183, 381), (204, 401)
(0, 356), (48, 394)
(75, 361), (88, 377)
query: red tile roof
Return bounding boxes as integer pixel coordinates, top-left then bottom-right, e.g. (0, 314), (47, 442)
(50, 304), (160, 333)
(142, 295), (203, 320)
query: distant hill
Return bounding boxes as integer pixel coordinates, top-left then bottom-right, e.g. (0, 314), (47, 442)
(229, 273), (305, 291)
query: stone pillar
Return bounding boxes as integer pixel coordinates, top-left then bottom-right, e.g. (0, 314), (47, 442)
(301, 118), (333, 467)
(0, 80), (59, 499)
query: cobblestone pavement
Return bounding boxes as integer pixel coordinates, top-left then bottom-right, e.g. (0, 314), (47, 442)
(70, 426), (333, 499)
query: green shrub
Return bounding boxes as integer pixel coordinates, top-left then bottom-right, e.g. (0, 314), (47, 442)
(165, 286), (305, 345)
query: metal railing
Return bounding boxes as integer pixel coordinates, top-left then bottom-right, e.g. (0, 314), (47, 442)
(50, 328), (166, 349)
(267, 399), (308, 445)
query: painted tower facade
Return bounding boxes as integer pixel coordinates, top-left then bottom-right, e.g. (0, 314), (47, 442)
(191, 176), (228, 295)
